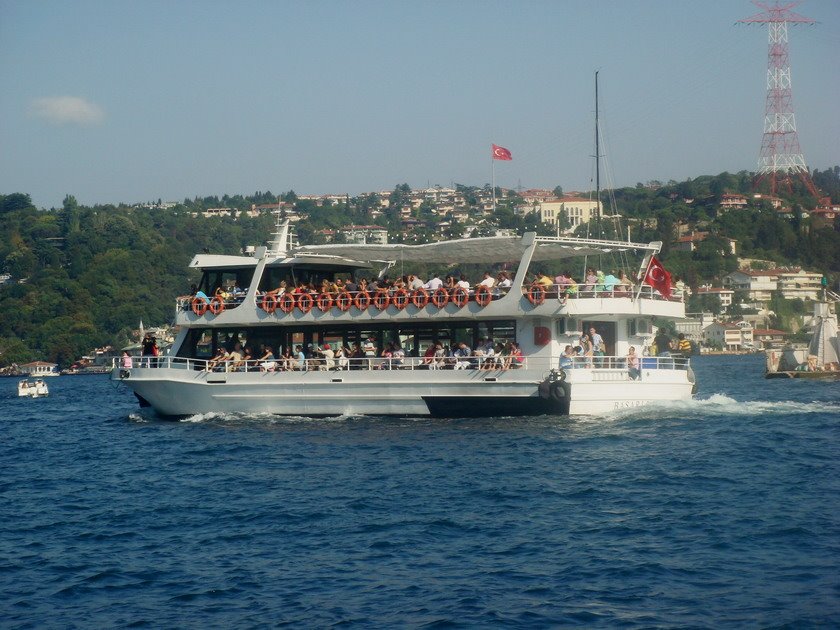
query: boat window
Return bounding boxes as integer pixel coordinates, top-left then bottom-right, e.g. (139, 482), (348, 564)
(199, 269), (252, 295)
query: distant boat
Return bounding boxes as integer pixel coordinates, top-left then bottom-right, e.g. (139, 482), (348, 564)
(765, 298), (840, 380)
(18, 379), (49, 397)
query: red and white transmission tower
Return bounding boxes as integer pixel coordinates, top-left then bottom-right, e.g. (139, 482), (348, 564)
(738, 1), (821, 199)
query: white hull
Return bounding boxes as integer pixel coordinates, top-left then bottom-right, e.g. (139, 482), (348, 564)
(18, 380), (49, 397)
(114, 362), (693, 418)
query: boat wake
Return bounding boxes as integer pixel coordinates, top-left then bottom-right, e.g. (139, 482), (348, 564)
(605, 393), (839, 421)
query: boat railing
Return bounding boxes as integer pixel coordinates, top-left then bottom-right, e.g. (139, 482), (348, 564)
(176, 282), (683, 316)
(113, 353), (690, 373)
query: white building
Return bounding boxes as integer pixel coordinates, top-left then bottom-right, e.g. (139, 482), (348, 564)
(538, 197), (603, 233)
(20, 361), (58, 376)
(703, 321), (754, 351)
(338, 225), (388, 245)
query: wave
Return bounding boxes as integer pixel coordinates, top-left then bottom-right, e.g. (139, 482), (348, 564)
(604, 394), (839, 421)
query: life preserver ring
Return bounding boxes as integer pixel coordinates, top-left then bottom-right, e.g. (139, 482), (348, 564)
(260, 293), (277, 313)
(431, 287), (449, 308)
(411, 287), (430, 309)
(353, 290), (370, 311)
(373, 290), (390, 310)
(451, 287), (469, 308)
(297, 292), (314, 313)
(528, 284), (546, 305)
(392, 288), (409, 310)
(474, 284), (492, 307)
(208, 296), (225, 315)
(277, 293), (295, 313)
(335, 290), (353, 311)
(316, 292), (334, 312)
(191, 297), (208, 316)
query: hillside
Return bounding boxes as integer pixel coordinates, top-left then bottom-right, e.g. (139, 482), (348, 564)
(1, 168), (839, 366)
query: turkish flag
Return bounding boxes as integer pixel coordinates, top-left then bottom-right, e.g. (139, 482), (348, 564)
(492, 144), (512, 161)
(644, 256), (672, 298)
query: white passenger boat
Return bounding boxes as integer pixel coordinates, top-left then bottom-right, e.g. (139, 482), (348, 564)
(18, 379), (49, 398)
(112, 220), (695, 417)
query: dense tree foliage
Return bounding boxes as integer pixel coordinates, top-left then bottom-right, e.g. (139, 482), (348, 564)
(1, 168), (837, 365)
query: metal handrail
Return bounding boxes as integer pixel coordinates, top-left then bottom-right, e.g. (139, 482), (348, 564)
(114, 353), (690, 373)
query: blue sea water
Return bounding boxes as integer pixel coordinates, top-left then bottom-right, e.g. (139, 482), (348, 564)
(1, 354), (838, 628)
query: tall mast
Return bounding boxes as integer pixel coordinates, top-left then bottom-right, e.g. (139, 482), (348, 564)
(594, 70), (601, 230)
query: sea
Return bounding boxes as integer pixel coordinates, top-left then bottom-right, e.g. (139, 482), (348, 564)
(1, 354), (837, 628)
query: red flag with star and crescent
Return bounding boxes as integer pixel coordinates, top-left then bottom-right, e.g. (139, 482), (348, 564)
(492, 144), (512, 161)
(643, 256), (672, 298)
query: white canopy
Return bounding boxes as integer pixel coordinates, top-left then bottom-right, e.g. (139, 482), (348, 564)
(294, 234), (658, 265)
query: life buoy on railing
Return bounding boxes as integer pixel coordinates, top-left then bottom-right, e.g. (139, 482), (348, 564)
(335, 290), (353, 311)
(451, 287), (469, 308)
(431, 287), (449, 309)
(208, 296), (225, 315)
(474, 284), (492, 307)
(527, 284), (546, 306)
(260, 293), (277, 314)
(411, 287), (430, 309)
(297, 292), (314, 313)
(316, 292), (334, 312)
(353, 290), (370, 311)
(392, 288), (409, 310)
(278, 293), (295, 313)
(191, 297), (208, 316)
(373, 290), (391, 310)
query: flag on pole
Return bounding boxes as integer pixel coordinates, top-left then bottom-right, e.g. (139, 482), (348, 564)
(492, 144), (512, 161)
(643, 256), (672, 298)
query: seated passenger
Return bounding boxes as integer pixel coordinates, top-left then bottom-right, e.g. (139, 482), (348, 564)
(452, 342), (472, 370)
(207, 347), (229, 371)
(424, 274), (443, 291)
(495, 272), (512, 295)
(407, 274), (424, 291)
(317, 344), (335, 371)
(477, 272), (495, 289)
(456, 275), (471, 290)
(626, 346), (641, 380)
(259, 346), (277, 372)
(268, 280), (287, 296)
(293, 345), (307, 371)
(603, 270), (619, 294)
(335, 345), (350, 371)
(507, 342), (524, 369)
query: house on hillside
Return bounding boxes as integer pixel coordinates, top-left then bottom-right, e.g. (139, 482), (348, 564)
(718, 194), (748, 212)
(672, 231), (737, 255)
(703, 320), (753, 351)
(695, 286), (735, 310)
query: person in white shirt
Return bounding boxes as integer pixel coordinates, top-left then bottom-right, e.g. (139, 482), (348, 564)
(407, 274), (424, 291)
(478, 272), (495, 289)
(317, 344), (335, 370)
(424, 274), (443, 291)
(456, 275), (471, 290)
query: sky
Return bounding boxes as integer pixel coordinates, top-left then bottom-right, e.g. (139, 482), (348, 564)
(1, 0), (838, 210)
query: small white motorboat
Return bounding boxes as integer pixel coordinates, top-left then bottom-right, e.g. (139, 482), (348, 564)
(18, 379), (49, 397)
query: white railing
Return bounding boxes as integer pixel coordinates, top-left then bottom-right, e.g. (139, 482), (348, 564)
(114, 353), (690, 374)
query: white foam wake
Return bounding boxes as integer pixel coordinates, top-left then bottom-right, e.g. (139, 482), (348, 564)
(605, 394), (839, 420)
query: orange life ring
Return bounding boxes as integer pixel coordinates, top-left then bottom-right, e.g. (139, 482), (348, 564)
(297, 292), (314, 313)
(353, 290), (370, 311)
(278, 293), (295, 313)
(208, 296), (225, 315)
(260, 293), (277, 313)
(392, 288), (409, 310)
(316, 292), (334, 312)
(431, 287), (449, 308)
(451, 287), (469, 308)
(528, 284), (546, 305)
(411, 287), (430, 309)
(373, 290), (391, 310)
(191, 296), (208, 316)
(474, 284), (492, 307)
(335, 290), (353, 311)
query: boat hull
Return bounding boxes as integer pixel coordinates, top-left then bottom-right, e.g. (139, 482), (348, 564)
(113, 365), (693, 418)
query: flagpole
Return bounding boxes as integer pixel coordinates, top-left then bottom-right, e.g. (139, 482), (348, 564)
(492, 155), (496, 213)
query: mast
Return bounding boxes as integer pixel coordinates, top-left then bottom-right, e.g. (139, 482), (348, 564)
(594, 70), (601, 230)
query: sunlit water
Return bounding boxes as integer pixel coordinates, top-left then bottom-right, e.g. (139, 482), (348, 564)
(1, 355), (838, 627)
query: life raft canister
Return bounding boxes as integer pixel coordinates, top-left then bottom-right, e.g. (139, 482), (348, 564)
(528, 284), (546, 305)
(316, 292), (334, 313)
(335, 290), (353, 311)
(474, 284), (492, 307)
(411, 287), (430, 309)
(353, 290), (370, 311)
(260, 293), (277, 313)
(431, 287), (449, 308)
(208, 296), (225, 315)
(297, 292), (314, 313)
(191, 297), (208, 316)
(278, 293), (295, 313)
(451, 286), (469, 308)
(391, 288), (409, 311)
(373, 290), (390, 310)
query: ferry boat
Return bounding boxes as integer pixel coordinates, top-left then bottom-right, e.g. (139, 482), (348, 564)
(111, 220), (696, 417)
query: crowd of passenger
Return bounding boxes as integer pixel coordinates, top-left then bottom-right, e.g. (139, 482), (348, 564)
(201, 337), (525, 373)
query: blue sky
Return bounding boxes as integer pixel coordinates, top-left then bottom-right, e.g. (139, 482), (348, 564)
(1, 0), (838, 209)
